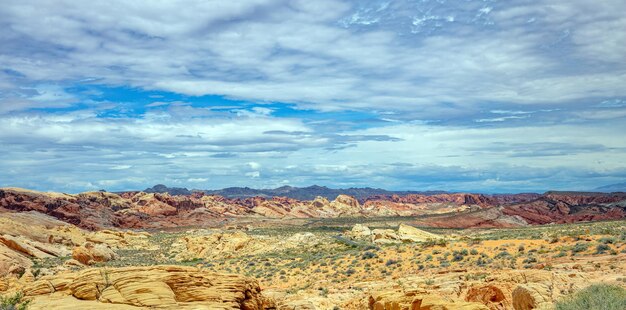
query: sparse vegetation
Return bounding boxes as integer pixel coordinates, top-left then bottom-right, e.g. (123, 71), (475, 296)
(0, 292), (30, 310)
(571, 243), (589, 254)
(555, 284), (626, 310)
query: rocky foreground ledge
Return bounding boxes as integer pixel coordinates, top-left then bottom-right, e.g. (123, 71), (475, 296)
(17, 265), (268, 310)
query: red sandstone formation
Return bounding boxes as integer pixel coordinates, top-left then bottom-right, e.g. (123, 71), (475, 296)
(1, 188), (624, 230)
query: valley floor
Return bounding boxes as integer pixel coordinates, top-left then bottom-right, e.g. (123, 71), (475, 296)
(2, 213), (625, 309)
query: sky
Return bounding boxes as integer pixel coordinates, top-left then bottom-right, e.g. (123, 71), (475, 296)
(1, 0), (625, 193)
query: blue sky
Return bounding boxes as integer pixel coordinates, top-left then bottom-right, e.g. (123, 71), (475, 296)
(1, 0), (625, 193)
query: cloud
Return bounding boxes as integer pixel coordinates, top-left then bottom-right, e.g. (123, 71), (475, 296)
(0, 0), (625, 193)
(0, 0), (624, 115)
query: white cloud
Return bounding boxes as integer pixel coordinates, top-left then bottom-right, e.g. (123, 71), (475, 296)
(110, 165), (132, 170)
(0, 0), (623, 115)
(0, 0), (625, 193)
(247, 162), (262, 170)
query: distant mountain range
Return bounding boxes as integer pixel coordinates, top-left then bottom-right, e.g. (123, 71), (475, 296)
(594, 182), (626, 193)
(143, 184), (447, 200)
(140, 183), (626, 200)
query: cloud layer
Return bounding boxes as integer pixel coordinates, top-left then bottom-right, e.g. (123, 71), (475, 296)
(0, 0), (625, 192)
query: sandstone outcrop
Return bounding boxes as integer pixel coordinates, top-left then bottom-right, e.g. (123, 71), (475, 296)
(173, 231), (259, 260)
(22, 265), (267, 309)
(171, 230), (320, 261)
(397, 224), (443, 242)
(345, 224), (371, 239)
(72, 242), (117, 265)
(345, 224), (444, 244)
(368, 290), (489, 310)
(0, 211), (149, 276)
(511, 284), (552, 310)
(465, 285), (506, 309)
(2, 187), (625, 229)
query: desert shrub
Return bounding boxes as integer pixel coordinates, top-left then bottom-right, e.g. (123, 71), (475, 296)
(555, 284), (626, 310)
(522, 257), (537, 264)
(548, 234), (560, 243)
(598, 237), (616, 244)
(595, 244), (610, 254)
(518, 245), (525, 252)
(385, 259), (398, 266)
(571, 243), (588, 254)
(476, 257), (488, 267)
(470, 249), (478, 255)
(0, 291), (30, 310)
(452, 253), (464, 262)
(361, 251), (377, 259)
(422, 238), (448, 248)
(494, 251), (511, 259)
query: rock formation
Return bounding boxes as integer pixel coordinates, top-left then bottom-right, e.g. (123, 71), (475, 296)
(368, 290), (489, 310)
(22, 266), (268, 309)
(0, 211), (148, 276)
(1, 187), (625, 230)
(72, 242), (117, 265)
(345, 224), (444, 244)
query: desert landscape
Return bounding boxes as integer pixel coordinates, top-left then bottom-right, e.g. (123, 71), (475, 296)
(1, 186), (625, 309)
(2, 0), (626, 309)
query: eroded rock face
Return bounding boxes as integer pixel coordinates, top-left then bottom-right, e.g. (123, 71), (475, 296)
(371, 229), (400, 244)
(368, 290), (489, 310)
(173, 231), (258, 260)
(502, 193), (626, 225)
(332, 195), (360, 209)
(397, 224), (443, 242)
(346, 224), (444, 244)
(345, 224), (372, 239)
(2, 187), (625, 230)
(0, 211), (149, 277)
(369, 290), (422, 310)
(72, 242), (117, 265)
(171, 230), (321, 262)
(511, 284), (552, 310)
(465, 285), (506, 309)
(23, 265), (268, 309)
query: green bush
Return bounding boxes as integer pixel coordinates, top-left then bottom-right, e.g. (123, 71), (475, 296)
(0, 291), (31, 310)
(494, 251), (511, 259)
(598, 237), (616, 244)
(555, 284), (626, 310)
(595, 244), (610, 254)
(571, 243), (588, 254)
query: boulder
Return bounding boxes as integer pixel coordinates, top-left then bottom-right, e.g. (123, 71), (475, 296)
(345, 224), (372, 240)
(72, 242), (117, 265)
(368, 290), (489, 310)
(465, 285), (506, 309)
(397, 224), (442, 242)
(511, 284), (552, 310)
(369, 290), (421, 310)
(371, 229), (400, 244)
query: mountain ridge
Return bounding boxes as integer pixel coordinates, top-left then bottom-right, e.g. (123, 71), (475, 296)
(143, 184), (449, 200)
(594, 182), (626, 193)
